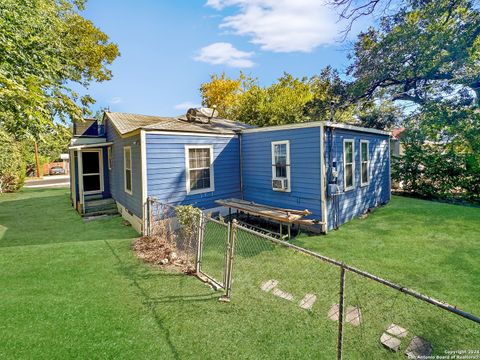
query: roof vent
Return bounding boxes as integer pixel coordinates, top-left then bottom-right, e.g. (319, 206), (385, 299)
(186, 107), (218, 123)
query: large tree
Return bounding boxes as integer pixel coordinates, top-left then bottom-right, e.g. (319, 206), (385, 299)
(0, 0), (119, 137)
(348, 0), (480, 106)
(200, 70), (368, 127)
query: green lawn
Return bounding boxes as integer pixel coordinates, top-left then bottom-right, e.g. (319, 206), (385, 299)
(294, 196), (480, 315)
(0, 188), (478, 359)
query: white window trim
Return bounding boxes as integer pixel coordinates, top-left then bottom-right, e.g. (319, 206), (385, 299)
(124, 146), (133, 195)
(343, 139), (355, 192)
(271, 140), (291, 192)
(107, 146), (112, 170)
(82, 149), (104, 195)
(360, 140), (370, 187)
(185, 145), (215, 195)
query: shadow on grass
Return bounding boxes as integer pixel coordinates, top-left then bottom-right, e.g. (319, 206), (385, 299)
(0, 188), (137, 248)
(103, 240), (219, 359)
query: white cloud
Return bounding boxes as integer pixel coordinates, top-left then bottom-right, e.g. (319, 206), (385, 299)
(109, 96), (122, 104)
(194, 42), (255, 68)
(205, 0), (342, 53)
(174, 101), (201, 111)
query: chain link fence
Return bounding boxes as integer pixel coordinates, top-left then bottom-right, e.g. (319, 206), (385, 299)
(146, 199), (480, 359)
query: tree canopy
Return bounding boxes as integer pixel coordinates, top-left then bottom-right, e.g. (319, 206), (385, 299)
(348, 0), (480, 106)
(0, 0), (119, 137)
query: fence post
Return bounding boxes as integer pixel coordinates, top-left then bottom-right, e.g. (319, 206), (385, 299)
(222, 219), (237, 301)
(146, 198), (151, 236)
(223, 221), (231, 287)
(337, 267), (346, 360)
(195, 213), (204, 275)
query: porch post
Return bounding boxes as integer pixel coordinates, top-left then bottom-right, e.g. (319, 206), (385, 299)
(78, 150), (84, 214)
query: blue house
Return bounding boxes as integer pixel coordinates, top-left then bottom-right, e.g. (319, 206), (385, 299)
(69, 111), (390, 234)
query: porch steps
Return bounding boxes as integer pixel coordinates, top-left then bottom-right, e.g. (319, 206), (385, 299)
(83, 198), (118, 216)
(84, 194), (103, 201)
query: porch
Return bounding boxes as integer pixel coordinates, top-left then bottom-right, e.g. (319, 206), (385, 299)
(69, 142), (116, 216)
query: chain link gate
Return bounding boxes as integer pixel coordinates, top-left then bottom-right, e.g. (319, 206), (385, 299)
(195, 216), (232, 292)
(147, 199), (480, 358)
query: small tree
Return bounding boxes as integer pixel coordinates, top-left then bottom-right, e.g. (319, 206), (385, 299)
(0, 128), (25, 192)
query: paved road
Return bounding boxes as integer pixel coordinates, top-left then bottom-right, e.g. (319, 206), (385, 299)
(24, 175), (70, 188)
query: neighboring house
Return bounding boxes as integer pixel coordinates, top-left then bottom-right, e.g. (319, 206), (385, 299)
(69, 111), (391, 234)
(391, 127), (405, 158)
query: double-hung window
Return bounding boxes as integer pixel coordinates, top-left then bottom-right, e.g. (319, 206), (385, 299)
(124, 146), (132, 195)
(343, 140), (355, 191)
(185, 145), (214, 194)
(360, 140), (370, 186)
(271, 140), (291, 192)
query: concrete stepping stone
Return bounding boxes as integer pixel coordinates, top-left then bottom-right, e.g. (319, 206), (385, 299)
(327, 304), (339, 321)
(261, 279), (279, 292)
(380, 332), (402, 352)
(345, 306), (362, 326)
(385, 323), (408, 338)
(327, 304), (362, 326)
(405, 336), (432, 358)
(271, 288), (294, 301)
(299, 294), (317, 310)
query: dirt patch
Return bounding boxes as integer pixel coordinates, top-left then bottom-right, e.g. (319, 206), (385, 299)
(133, 235), (195, 274)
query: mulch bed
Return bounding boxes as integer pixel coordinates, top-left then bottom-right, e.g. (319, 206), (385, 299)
(133, 235), (195, 274)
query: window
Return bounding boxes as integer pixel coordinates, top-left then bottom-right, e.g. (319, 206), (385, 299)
(107, 147), (112, 170)
(360, 140), (370, 186)
(343, 140), (355, 191)
(124, 146), (132, 194)
(185, 145), (214, 194)
(271, 140), (291, 192)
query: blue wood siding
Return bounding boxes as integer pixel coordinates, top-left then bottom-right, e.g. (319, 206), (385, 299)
(325, 128), (390, 229)
(241, 127), (322, 220)
(146, 134), (241, 208)
(105, 120), (143, 218)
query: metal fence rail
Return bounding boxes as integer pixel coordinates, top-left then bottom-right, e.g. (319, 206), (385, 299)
(146, 200), (480, 359)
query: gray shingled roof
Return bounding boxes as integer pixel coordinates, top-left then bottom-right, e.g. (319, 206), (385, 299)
(104, 111), (252, 135)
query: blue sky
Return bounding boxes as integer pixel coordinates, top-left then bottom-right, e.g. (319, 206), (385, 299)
(81, 0), (374, 117)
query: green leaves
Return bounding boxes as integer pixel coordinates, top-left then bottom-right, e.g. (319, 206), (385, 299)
(0, 128), (25, 192)
(0, 0), (119, 137)
(349, 0), (480, 105)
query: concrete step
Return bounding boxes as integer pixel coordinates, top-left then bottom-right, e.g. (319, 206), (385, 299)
(85, 198), (116, 208)
(84, 194), (103, 201)
(84, 198), (117, 215)
(82, 208), (118, 217)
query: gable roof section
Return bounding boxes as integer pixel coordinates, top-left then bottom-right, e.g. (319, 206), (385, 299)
(104, 111), (251, 136)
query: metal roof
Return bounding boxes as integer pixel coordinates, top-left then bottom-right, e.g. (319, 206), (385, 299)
(104, 111), (390, 137)
(104, 111), (252, 136)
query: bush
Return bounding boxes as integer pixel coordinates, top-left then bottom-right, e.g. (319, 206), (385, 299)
(392, 128), (480, 203)
(175, 205), (202, 242)
(0, 128), (25, 193)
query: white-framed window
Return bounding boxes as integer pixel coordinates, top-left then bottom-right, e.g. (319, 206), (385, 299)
(124, 146), (132, 195)
(271, 140), (291, 192)
(360, 140), (370, 186)
(185, 145), (215, 195)
(343, 139), (355, 191)
(107, 147), (112, 170)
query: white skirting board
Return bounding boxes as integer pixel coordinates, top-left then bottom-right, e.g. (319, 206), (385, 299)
(116, 202), (143, 234)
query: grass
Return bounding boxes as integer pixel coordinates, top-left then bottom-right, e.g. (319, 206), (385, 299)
(0, 188), (478, 359)
(294, 196), (480, 315)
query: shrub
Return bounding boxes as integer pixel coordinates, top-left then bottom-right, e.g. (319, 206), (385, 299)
(0, 128), (25, 193)
(175, 205), (202, 242)
(392, 127), (480, 203)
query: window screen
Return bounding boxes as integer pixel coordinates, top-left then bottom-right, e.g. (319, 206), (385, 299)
(188, 148), (212, 192)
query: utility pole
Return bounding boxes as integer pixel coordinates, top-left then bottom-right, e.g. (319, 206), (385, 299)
(34, 140), (41, 178)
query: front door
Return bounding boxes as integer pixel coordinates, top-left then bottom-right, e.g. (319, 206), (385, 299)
(82, 150), (103, 194)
